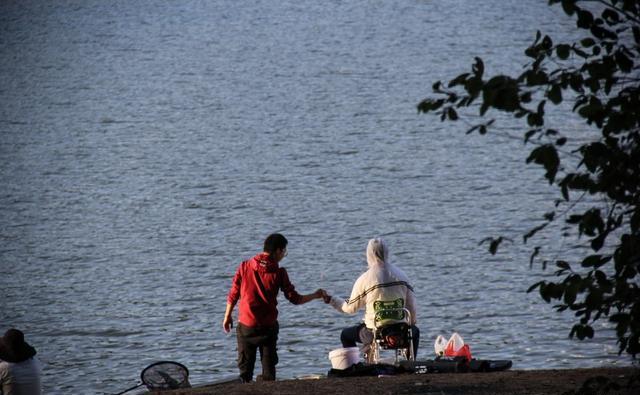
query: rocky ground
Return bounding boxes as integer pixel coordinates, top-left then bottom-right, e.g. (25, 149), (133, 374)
(151, 367), (638, 395)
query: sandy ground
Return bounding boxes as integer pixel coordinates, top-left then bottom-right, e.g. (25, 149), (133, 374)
(151, 367), (639, 395)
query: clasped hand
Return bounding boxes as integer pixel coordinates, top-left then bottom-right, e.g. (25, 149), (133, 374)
(315, 289), (331, 304)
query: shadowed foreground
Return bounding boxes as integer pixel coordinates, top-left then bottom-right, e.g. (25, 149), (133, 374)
(153, 367), (638, 395)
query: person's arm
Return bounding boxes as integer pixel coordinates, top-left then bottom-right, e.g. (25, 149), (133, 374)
(222, 263), (243, 332)
(295, 289), (324, 304)
(329, 275), (365, 314)
(280, 268), (323, 304)
(223, 302), (236, 332)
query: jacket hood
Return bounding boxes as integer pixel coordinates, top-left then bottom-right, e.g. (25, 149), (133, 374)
(250, 252), (279, 273)
(366, 237), (389, 268)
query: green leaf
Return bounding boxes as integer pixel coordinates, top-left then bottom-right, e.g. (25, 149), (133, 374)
(593, 270), (608, 285)
(564, 282), (578, 305)
(615, 50), (633, 73)
(525, 129), (538, 143)
(449, 73), (470, 88)
(527, 281), (544, 293)
(591, 25), (617, 40)
(478, 236), (506, 255)
(537, 100), (546, 116)
(447, 107), (459, 120)
(548, 84), (563, 104)
(417, 98), (444, 113)
(582, 208), (605, 236)
(569, 74), (584, 92)
(581, 38), (596, 47)
(524, 223), (548, 243)
(527, 113), (544, 127)
(539, 283), (552, 303)
(466, 77), (483, 97)
(530, 246), (540, 268)
(526, 69), (549, 86)
(560, 0), (577, 15)
(571, 324), (596, 340)
(631, 210), (640, 233)
(526, 144), (560, 183)
(561, 181), (570, 201)
(581, 255), (600, 267)
(585, 291), (602, 310)
(577, 9), (594, 29)
(466, 124), (481, 134)
(584, 325), (594, 339)
(483, 75), (521, 112)
(556, 44), (571, 59)
(602, 8), (620, 25)
(581, 254), (610, 268)
(580, 142), (608, 173)
(472, 57), (484, 78)
(591, 231), (608, 251)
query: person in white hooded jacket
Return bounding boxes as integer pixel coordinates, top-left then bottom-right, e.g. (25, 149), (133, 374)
(325, 238), (419, 357)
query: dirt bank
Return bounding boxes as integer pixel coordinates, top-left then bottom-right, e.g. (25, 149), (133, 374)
(154, 367), (638, 395)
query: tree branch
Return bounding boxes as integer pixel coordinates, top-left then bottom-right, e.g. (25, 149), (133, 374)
(593, 0), (640, 24)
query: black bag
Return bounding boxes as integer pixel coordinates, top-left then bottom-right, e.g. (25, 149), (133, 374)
(328, 362), (405, 378)
(399, 357), (512, 374)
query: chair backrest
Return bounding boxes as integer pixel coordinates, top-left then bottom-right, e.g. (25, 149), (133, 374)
(372, 301), (412, 352)
(373, 299), (410, 328)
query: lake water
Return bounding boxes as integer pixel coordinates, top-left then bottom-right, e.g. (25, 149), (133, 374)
(0, 0), (632, 393)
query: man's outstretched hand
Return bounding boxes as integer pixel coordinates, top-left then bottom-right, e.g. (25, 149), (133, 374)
(318, 289), (331, 303)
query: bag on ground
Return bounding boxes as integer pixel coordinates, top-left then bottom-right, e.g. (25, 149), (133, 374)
(434, 335), (447, 356)
(443, 332), (472, 362)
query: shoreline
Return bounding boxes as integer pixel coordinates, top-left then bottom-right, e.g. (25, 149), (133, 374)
(154, 367), (639, 395)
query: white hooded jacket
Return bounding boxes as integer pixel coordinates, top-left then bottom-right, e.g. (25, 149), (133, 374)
(329, 238), (417, 329)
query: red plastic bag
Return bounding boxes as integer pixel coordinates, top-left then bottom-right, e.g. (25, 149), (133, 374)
(443, 332), (472, 362)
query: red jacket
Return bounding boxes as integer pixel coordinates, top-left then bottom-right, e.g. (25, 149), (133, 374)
(227, 252), (303, 327)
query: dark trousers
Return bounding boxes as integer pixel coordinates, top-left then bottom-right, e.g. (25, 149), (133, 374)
(341, 323), (420, 358)
(236, 322), (279, 382)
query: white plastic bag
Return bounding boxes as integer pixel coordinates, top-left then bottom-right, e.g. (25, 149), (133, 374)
(434, 334), (447, 356)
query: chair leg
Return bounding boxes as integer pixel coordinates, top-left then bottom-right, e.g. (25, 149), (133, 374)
(362, 343), (373, 364)
(408, 338), (414, 361)
(372, 343), (379, 364)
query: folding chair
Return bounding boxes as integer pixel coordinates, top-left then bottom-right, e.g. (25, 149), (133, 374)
(365, 299), (414, 364)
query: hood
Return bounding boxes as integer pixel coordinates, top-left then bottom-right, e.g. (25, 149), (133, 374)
(366, 237), (389, 268)
(250, 252), (279, 273)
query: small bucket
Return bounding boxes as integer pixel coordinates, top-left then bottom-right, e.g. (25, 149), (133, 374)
(328, 347), (359, 370)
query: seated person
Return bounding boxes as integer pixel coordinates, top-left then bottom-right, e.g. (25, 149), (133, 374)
(0, 328), (42, 395)
(324, 238), (419, 358)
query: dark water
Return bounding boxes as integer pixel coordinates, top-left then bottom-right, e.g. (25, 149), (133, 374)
(0, 1), (629, 393)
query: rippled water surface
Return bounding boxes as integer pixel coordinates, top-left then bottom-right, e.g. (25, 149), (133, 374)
(0, 1), (630, 393)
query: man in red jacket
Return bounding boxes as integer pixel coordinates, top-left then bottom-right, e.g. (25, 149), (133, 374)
(223, 233), (324, 382)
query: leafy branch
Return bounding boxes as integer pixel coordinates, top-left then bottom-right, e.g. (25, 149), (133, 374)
(418, 0), (640, 357)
